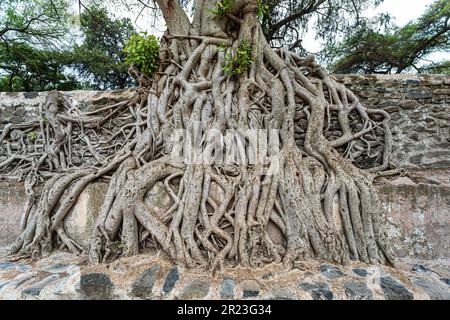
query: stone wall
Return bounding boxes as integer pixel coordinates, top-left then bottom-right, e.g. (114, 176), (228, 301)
(334, 74), (450, 170)
(332, 74), (450, 260)
(0, 89), (135, 130)
(0, 74), (449, 261)
(1, 75), (448, 169)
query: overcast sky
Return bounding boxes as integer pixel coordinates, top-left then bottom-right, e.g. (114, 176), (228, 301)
(366, 0), (436, 25)
(302, 0), (438, 52)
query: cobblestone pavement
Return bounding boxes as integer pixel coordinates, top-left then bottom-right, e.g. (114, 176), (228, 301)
(0, 251), (448, 300)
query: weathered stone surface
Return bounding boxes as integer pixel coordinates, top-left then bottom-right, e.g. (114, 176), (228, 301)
(21, 275), (59, 297)
(1, 252), (449, 300)
(131, 265), (160, 299)
(271, 288), (297, 300)
(239, 280), (260, 298)
(0, 183), (27, 247)
(0, 280), (9, 291)
(378, 181), (450, 260)
(320, 264), (345, 279)
(162, 267), (179, 295)
(144, 182), (174, 219)
(178, 280), (209, 299)
(412, 264), (430, 273)
(0, 261), (14, 271)
(344, 281), (373, 300)
(220, 277), (236, 299)
(23, 92), (39, 99)
(10, 274), (36, 289)
(15, 264), (32, 273)
(243, 290), (259, 298)
(352, 268), (368, 277)
(412, 278), (450, 300)
(50, 267), (81, 297)
(51, 278), (70, 296)
(13, 107), (26, 116)
(80, 273), (115, 300)
(428, 160), (450, 169)
(10, 129), (21, 140)
(406, 91), (432, 100)
(11, 116), (24, 124)
(380, 276), (414, 300)
(63, 182), (107, 250)
(406, 79), (421, 85)
(299, 282), (333, 300)
(41, 263), (72, 274)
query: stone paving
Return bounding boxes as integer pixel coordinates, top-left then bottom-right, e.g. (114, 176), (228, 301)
(0, 251), (448, 300)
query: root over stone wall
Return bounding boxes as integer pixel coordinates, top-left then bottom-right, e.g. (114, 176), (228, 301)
(0, 74), (449, 260)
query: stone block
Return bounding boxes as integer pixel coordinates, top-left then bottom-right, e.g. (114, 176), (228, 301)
(378, 181), (450, 260)
(0, 183), (27, 247)
(63, 182), (108, 250)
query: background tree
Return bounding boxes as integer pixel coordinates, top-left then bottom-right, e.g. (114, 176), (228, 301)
(0, 2), (139, 91)
(0, 0), (69, 46)
(0, 0), (79, 91)
(325, 0), (450, 74)
(0, 43), (79, 91)
(259, 0), (384, 54)
(70, 6), (138, 89)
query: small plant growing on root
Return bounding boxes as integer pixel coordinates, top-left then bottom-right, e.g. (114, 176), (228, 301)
(223, 40), (255, 76)
(211, 0), (233, 16)
(27, 132), (37, 143)
(257, 1), (270, 18)
(124, 32), (160, 77)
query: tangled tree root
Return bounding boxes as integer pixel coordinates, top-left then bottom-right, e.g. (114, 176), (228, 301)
(0, 2), (396, 273)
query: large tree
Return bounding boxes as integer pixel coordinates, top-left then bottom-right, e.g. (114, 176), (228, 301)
(326, 0), (450, 74)
(1, 0), (396, 271)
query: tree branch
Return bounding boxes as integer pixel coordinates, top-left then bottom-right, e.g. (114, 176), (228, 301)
(265, 0), (326, 39)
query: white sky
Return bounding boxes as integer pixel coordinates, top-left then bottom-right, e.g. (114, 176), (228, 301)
(366, 0), (436, 25)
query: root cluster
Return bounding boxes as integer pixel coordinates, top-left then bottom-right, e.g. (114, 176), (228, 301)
(0, 8), (396, 272)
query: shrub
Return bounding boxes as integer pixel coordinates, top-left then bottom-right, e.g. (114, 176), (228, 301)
(124, 32), (160, 77)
